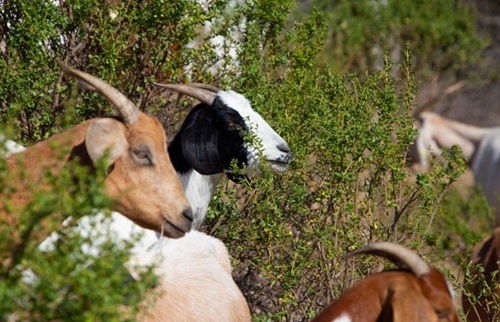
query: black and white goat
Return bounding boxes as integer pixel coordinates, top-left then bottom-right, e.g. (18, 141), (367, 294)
(162, 83), (293, 229)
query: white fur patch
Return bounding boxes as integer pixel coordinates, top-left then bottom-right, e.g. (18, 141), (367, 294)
(1, 136), (26, 156)
(446, 278), (455, 300)
(333, 312), (352, 322)
(177, 170), (223, 230)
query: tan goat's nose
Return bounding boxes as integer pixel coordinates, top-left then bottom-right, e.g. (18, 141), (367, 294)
(183, 208), (194, 223)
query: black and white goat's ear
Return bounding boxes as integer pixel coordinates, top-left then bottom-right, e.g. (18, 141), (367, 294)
(181, 109), (224, 175)
(85, 118), (129, 166)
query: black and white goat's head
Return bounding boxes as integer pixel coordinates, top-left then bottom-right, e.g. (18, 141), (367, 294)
(158, 83), (293, 180)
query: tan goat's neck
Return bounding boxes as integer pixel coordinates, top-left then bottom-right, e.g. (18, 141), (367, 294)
(6, 121), (93, 178)
(1, 120), (95, 275)
(416, 113), (500, 171)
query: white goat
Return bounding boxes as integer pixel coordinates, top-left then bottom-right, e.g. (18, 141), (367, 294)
(185, 0), (245, 77)
(415, 112), (500, 226)
(129, 231), (251, 322)
(126, 83), (290, 321)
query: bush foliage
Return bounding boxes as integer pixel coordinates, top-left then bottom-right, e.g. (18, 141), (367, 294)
(0, 0), (492, 321)
(306, 0), (487, 78)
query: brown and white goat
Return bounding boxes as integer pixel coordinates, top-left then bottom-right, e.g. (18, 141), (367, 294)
(128, 231), (251, 322)
(1, 59), (192, 272)
(462, 227), (500, 322)
(414, 112), (494, 169)
(414, 112), (500, 226)
(311, 242), (459, 322)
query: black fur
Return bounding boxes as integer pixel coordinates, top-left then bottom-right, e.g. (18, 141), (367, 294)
(168, 96), (249, 176)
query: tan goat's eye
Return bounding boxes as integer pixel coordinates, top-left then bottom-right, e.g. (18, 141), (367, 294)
(132, 146), (153, 166)
(135, 151), (148, 159)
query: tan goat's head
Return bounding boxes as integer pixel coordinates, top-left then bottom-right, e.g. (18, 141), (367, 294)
(57, 59), (192, 238)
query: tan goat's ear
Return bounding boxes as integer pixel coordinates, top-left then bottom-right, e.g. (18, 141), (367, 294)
(85, 118), (129, 166)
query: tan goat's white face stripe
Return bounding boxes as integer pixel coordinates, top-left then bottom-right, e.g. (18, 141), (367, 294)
(332, 312), (352, 322)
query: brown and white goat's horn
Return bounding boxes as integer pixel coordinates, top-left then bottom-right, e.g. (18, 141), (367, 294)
(56, 59), (138, 125)
(153, 83), (216, 106)
(187, 83), (222, 93)
(348, 242), (430, 277)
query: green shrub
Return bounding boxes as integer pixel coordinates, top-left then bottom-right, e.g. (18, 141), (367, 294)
(305, 0), (487, 79)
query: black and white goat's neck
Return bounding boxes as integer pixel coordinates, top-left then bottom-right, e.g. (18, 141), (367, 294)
(177, 171), (224, 230)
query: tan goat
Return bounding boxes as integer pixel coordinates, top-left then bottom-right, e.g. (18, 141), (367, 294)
(462, 227), (500, 322)
(310, 242), (459, 322)
(1, 60), (192, 273)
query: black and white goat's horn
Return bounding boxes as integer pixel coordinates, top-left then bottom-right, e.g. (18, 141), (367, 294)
(348, 242), (431, 277)
(153, 83), (216, 106)
(56, 59), (139, 125)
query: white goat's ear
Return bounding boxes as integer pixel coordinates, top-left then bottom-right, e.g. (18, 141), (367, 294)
(85, 118), (128, 166)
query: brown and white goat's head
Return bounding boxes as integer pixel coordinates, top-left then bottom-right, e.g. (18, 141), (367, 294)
(412, 112), (493, 170)
(311, 242), (459, 322)
(6, 60), (192, 238)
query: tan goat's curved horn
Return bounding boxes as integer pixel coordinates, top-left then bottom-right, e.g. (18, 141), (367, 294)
(153, 83), (216, 106)
(187, 83), (222, 93)
(348, 242), (430, 277)
(56, 59), (138, 125)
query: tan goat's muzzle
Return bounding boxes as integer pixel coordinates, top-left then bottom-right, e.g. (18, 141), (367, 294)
(160, 206), (193, 238)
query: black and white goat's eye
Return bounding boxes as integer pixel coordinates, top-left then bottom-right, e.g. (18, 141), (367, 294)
(228, 122), (243, 131)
